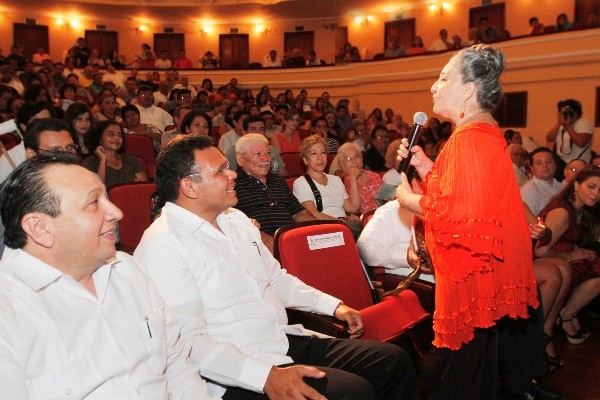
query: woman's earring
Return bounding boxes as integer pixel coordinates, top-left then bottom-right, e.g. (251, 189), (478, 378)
(460, 103), (466, 119)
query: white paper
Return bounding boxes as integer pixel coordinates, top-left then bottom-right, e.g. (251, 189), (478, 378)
(307, 231), (345, 250)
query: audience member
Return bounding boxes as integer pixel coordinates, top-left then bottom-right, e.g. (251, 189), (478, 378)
(272, 110), (302, 153)
(32, 47), (51, 65)
(306, 50), (322, 66)
(82, 120), (147, 188)
(264, 50), (282, 67)
(477, 16), (500, 42)
(225, 118), (286, 176)
(200, 51), (219, 69)
(173, 49), (194, 69)
(537, 165), (600, 345)
(70, 37), (91, 67)
(135, 134), (416, 400)
(521, 147), (564, 216)
(556, 13), (573, 31)
(529, 17), (545, 35)
(384, 36), (407, 58)
(64, 102), (93, 155)
(338, 142), (383, 213)
(120, 104), (162, 152)
(0, 153), (215, 398)
(408, 36), (426, 55)
(358, 199), (435, 283)
(363, 125), (390, 172)
(545, 99), (593, 164)
(135, 85), (174, 132)
(154, 50), (173, 69)
(293, 134), (360, 223)
(235, 133), (315, 250)
(162, 105), (191, 145)
(508, 144), (531, 187)
(218, 110), (245, 154)
(429, 29), (453, 52)
(287, 48), (306, 67)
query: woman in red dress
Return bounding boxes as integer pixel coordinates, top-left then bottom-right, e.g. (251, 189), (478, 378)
(396, 45), (538, 399)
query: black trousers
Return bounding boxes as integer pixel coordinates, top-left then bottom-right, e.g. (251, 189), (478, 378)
(222, 335), (416, 400)
(498, 301), (545, 395)
(437, 327), (499, 400)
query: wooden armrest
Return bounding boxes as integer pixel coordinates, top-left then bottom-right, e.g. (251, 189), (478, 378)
(286, 309), (350, 338)
(372, 271), (436, 314)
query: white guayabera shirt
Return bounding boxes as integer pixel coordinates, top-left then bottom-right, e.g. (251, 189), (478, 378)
(0, 248), (217, 400)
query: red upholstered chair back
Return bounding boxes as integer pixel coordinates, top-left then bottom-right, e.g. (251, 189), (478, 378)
(274, 220), (375, 311)
(0, 134), (18, 151)
(211, 127), (221, 141)
(298, 129), (311, 141)
(361, 209), (376, 228)
(280, 152), (306, 177)
(108, 182), (156, 253)
(122, 134), (157, 178)
(285, 176), (297, 192)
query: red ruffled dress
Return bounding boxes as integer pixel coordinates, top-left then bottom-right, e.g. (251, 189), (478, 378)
(420, 122), (539, 350)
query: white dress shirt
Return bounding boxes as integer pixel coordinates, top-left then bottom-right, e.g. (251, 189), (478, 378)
(134, 203), (340, 397)
(0, 248), (216, 400)
(135, 104), (174, 132)
(102, 71), (125, 88)
(357, 200), (435, 283)
(520, 176), (565, 217)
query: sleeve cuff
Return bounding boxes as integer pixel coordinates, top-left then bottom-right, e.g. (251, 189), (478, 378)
(238, 357), (274, 393)
(315, 294), (342, 316)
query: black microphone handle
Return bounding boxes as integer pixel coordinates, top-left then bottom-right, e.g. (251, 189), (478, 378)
(398, 124), (424, 174)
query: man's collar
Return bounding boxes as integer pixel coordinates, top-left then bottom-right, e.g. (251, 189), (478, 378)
(1, 247), (118, 298)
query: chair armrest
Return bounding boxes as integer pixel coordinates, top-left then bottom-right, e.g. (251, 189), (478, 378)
(360, 290), (429, 342)
(373, 272), (436, 314)
(286, 308), (350, 338)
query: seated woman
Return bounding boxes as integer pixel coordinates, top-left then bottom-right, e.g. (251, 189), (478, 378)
(536, 165), (600, 345)
(408, 36), (426, 55)
(272, 109), (302, 153)
(218, 104), (241, 137)
(121, 104), (162, 153)
(65, 102), (93, 156)
(180, 110), (212, 137)
(293, 135), (360, 223)
(311, 117), (338, 154)
(82, 120), (148, 188)
(93, 94), (122, 124)
(311, 97), (326, 120)
(323, 111), (341, 153)
(338, 142), (383, 213)
(382, 139), (403, 186)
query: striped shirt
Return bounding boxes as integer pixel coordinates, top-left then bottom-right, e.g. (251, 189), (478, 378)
(235, 167), (304, 236)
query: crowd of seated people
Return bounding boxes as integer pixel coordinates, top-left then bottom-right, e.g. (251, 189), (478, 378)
(0, 37), (599, 399)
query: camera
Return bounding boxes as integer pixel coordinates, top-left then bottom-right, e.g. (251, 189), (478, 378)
(562, 106), (575, 120)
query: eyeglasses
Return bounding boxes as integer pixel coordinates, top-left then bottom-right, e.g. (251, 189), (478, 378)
(37, 144), (79, 154)
(374, 135), (389, 140)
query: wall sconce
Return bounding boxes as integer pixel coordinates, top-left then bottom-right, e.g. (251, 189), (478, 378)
(354, 15), (374, 27)
(255, 24), (271, 36)
(195, 25), (212, 37)
(429, 2), (450, 17)
(56, 18), (80, 30)
(324, 23), (338, 31)
(131, 25), (147, 35)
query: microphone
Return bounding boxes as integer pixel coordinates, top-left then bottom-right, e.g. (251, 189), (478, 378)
(398, 112), (428, 173)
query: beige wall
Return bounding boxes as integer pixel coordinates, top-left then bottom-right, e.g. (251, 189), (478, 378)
(169, 29), (600, 153)
(0, 0), (581, 64)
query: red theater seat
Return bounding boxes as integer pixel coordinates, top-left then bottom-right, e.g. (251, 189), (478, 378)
(274, 220), (429, 342)
(123, 134), (157, 179)
(108, 182), (157, 254)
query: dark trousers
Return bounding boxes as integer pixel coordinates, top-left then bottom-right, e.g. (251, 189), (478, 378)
(498, 301), (545, 394)
(223, 335), (416, 400)
(437, 327), (499, 400)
